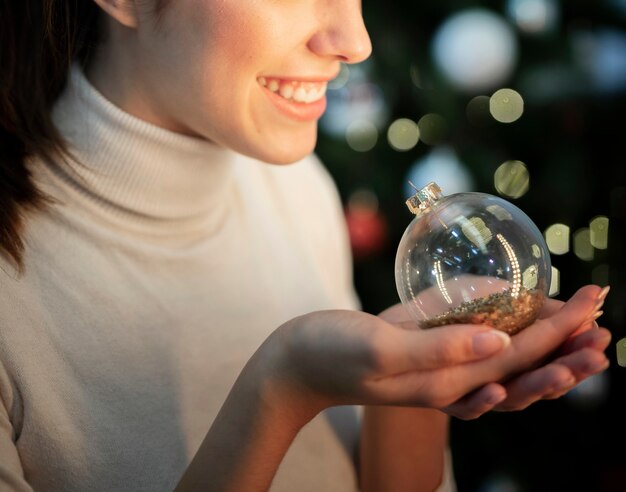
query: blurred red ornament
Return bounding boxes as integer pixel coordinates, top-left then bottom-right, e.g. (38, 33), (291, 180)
(344, 205), (388, 261)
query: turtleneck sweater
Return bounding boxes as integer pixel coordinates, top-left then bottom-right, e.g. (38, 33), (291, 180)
(0, 65), (363, 491)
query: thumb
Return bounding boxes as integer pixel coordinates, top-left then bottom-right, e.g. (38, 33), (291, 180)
(387, 324), (511, 373)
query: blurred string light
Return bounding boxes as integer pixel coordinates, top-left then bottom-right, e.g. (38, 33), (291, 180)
(549, 266), (560, 296)
(604, 0), (626, 17)
(466, 95), (492, 126)
(346, 120), (378, 152)
(489, 88), (524, 123)
(478, 472), (522, 492)
(328, 63), (351, 90)
(417, 113), (448, 145)
(545, 223), (570, 255)
(403, 146), (474, 199)
(573, 228), (594, 261)
(320, 62), (389, 138)
(387, 118), (420, 151)
(616, 337), (626, 367)
(607, 0), (626, 19)
(431, 8), (518, 92)
(565, 372), (609, 409)
(345, 188), (388, 260)
(506, 0), (559, 35)
(494, 160), (529, 198)
(409, 64), (434, 90)
(589, 215), (609, 249)
(572, 28), (626, 95)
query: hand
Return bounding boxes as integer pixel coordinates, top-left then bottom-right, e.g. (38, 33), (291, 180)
(176, 285), (609, 491)
(442, 286), (611, 419)
(263, 284), (608, 423)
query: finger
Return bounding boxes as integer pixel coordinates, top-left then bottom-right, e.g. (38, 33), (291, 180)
(385, 324), (511, 373)
(396, 286), (606, 400)
(377, 303), (413, 325)
(494, 363), (575, 411)
(503, 284), (603, 370)
(538, 296), (565, 318)
(555, 327), (612, 357)
(495, 348), (610, 410)
(443, 383), (507, 420)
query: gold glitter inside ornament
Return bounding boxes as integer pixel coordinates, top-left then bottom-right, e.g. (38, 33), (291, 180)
(395, 182), (551, 335)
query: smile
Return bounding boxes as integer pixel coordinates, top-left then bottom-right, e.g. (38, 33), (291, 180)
(258, 77), (327, 104)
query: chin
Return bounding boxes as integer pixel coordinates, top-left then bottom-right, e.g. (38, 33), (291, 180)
(249, 133), (318, 165)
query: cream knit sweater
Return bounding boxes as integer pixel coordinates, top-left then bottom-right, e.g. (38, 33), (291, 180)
(0, 65), (365, 491)
(0, 66), (455, 492)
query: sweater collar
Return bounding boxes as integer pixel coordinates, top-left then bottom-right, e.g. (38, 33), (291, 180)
(49, 64), (235, 229)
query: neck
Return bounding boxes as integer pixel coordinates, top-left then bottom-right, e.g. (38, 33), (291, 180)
(45, 63), (235, 236)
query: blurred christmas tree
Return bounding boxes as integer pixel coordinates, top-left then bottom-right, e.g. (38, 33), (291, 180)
(315, 1), (626, 490)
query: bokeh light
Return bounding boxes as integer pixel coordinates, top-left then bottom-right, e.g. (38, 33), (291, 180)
(320, 63), (389, 137)
(565, 372), (609, 409)
(417, 113), (448, 145)
(590, 215), (609, 249)
(489, 88), (524, 123)
(617, 337), (626, 367)
(478, 472), (522, 492)
(549, 266), (560, 297)
(328, 63), (351, 90)
(506, 0), (559, 35)
(573, 228), (594, 261)
(494, 160), (529, 198)
(345, 188), (388, 260)
(545, 223), (570, 255)
(387, 118), (420, 151)
(403, 146), (474, 198)
(466, 95), (493, 126)
(432, 8), (518, 92)
(573, 28), (626, 95)
(346, 120), (378, 152)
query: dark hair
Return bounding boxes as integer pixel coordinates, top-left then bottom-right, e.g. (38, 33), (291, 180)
(0, 1), (101, 272)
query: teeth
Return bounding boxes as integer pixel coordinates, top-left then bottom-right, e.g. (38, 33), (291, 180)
(279, 84), (294, 99)
(259, 77), (327, 104)
(293, 87), (307, 103)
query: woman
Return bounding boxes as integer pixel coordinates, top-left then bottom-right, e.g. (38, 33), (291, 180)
(0, 1), (612, 491)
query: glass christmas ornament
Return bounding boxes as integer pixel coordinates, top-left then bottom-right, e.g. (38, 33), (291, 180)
(395, 182), (551, 335)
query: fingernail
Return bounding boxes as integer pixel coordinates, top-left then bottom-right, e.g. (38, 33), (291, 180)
(591, 310), (604, 321)
(594, 298), (605, 312)
(597, 285), (611, 302)
(473, 330), (511, 356)
(584, 310), (604, 325)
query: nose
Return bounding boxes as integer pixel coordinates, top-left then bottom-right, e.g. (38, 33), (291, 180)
(307, 1), (372, 64)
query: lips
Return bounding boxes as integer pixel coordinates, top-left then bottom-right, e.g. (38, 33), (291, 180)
(258, 76), (330, 122)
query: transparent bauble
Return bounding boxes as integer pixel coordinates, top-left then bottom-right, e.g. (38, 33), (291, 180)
(395, 182), (551, 335)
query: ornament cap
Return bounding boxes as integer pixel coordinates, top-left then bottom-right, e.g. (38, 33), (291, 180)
(406, 181), (443, 215)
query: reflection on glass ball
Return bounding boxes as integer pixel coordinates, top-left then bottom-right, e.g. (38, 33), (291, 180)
(395, 182), (551, 335)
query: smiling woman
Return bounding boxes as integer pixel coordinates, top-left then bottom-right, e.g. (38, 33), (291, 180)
(86, 0), (371, 164)
(0, 1), (612, 492)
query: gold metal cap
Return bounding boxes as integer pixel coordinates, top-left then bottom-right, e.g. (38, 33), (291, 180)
(406, 181), (443, 215)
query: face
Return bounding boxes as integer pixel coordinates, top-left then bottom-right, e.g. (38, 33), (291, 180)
(93, 0), (372, 164)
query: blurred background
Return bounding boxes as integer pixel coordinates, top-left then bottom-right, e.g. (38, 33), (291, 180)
(314, 1), (626, 491)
